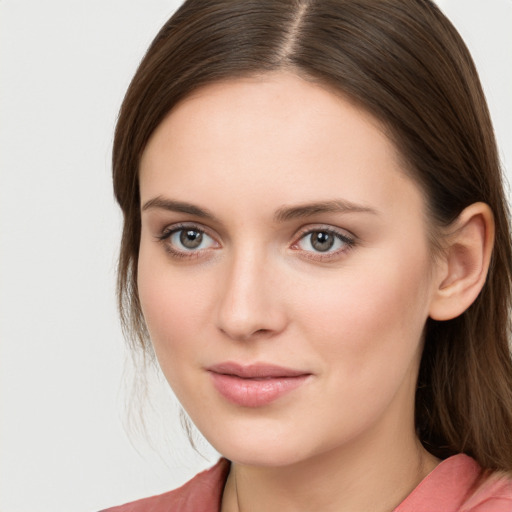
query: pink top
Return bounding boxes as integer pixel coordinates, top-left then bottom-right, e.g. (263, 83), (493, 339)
(101, 455), (512, 511)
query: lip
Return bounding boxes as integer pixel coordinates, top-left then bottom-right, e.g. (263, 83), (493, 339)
(207, 362), (312, 407)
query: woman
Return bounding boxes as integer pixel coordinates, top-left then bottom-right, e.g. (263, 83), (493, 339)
(103, 0), (512, 510)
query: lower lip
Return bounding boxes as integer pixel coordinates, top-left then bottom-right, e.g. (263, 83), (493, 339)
(209, 372), (310, 407)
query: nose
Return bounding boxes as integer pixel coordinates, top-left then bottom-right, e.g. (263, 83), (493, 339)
(215, 248), (288, 341)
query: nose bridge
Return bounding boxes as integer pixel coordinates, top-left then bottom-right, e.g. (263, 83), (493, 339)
(216, 241), (285, 340)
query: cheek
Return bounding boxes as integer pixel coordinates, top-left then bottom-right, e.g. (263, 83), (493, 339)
(137, 252), (214, 365)
(292, 245), (433, 364)
(137, 263), (217, 410)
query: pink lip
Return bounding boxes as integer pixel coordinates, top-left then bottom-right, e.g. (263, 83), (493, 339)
(207, 362), (311, 407)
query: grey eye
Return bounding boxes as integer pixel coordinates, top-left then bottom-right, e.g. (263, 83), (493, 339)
(297, 229), (351, 254)
(169, 228), (215, 251)
(180, 229), (203, 249)
(309, 231), (335, 252)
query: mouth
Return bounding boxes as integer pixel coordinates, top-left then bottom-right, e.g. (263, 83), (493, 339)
(207, 362), (312, 407)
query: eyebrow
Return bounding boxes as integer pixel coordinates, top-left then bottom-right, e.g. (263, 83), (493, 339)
(141, 196), (378, 223)
(273, 200), (379, 223)
(142, 197), (218, 221)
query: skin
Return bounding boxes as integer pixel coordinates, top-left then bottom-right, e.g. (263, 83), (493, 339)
(137, 72), (455, 511)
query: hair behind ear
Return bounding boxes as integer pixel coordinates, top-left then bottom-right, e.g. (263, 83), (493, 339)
(417, 203), (512, 471)
(417, 310), (512, 472)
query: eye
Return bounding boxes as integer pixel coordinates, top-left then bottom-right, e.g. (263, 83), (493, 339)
(293, 228), (355, 257)
(171, 228), (213, 250)
(157, 224), (218, 257)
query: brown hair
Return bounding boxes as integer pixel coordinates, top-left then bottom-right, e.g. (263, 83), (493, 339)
(113, 0), (512, 471)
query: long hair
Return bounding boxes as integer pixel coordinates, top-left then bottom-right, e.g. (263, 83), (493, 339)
(112, 0), (512, 471)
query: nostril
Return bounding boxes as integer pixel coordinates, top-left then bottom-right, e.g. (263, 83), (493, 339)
(252, 328), (273, 338)
(220, 327), (264, 340)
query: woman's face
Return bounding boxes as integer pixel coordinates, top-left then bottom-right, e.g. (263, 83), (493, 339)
(138, 73), (441, 467)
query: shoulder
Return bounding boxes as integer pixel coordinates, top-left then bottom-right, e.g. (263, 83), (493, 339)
(461, 469), (512, 512)
(395, 454), (512, 512)
(99, 458), (230, 512)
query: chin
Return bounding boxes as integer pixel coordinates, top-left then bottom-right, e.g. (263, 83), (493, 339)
(198, 420), (321, 468)
(220, 443), (310, 468)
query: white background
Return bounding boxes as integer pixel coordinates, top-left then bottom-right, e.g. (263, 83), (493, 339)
(0, 1), (511, 511)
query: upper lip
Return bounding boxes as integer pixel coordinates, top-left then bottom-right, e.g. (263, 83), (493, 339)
(207, 362), (310, 379)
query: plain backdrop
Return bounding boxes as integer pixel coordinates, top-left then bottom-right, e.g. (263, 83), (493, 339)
(0, 1), (511, 511)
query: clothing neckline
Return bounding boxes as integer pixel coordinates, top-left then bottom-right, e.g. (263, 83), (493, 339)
(393, 453), (482, 511)
(220, 454), (482, 512)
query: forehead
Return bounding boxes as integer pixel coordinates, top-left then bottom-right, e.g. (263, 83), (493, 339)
(139, 72), (423, 220)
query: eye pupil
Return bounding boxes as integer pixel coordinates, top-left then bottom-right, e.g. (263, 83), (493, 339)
(180, 229), (203, 249)
(311, 231), (334, 252)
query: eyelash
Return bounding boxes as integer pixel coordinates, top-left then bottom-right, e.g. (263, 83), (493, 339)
(155, 223), (356, 261)
(291, 227), (356, 262)
(156, 223), (218, 260)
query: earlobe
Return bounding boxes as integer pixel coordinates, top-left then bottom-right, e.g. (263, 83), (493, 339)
(429, 202), (495, 321)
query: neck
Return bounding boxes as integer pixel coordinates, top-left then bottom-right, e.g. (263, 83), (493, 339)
(221, 424), (439, 512)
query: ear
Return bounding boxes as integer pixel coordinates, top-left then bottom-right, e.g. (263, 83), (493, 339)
(429, 202), (495, 321)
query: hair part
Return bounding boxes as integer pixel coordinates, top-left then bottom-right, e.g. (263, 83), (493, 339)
(113, 0), (512, 472)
